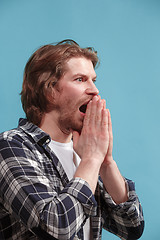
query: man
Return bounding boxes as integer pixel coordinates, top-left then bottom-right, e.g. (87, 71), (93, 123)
(0, 40), (144, 240)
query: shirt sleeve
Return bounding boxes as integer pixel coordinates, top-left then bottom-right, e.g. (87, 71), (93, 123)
(98, 177), (144, 240)
(0, 134), (97, 240)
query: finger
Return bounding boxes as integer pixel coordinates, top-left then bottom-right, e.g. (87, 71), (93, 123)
(102, 99), (106, 110)
(108, 110), (113, 133)
(90, 95), (99, 125)
(72, 131), (80, 150)
(101, 108), (109, 130)
(108, 110), (113, 140)
(96, 99), (103, 125)
(107, 110), (113, 156)
(97, 95), (101, 100)
(83, 100), (92, 127)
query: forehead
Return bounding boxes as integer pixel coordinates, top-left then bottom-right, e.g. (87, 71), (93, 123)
(64, 57), (96, 77)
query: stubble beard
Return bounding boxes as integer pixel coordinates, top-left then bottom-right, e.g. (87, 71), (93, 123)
(58, 112), (84, 135)
(52, 93), (85, 134)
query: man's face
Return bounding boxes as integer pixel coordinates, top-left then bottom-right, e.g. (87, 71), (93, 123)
(52, 57), (99, 133)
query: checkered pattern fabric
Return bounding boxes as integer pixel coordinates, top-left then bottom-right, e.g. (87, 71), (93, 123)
(0, 118), (144, 239)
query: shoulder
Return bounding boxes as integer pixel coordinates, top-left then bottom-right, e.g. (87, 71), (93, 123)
(0, 124), (31, 150)
(0, 127), (30, 162)
(0, 119), (35, 157)
(0, 119), (51, 160)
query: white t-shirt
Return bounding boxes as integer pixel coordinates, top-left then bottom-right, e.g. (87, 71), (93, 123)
(48, 140), (92, 240)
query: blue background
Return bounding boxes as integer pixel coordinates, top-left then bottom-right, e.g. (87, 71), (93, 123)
(0, 0), (160, 239)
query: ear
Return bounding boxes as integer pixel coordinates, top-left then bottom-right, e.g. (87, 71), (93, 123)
(45, 80), (60, 108)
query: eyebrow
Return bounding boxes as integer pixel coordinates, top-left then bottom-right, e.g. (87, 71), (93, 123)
(73, 73), (97, 79)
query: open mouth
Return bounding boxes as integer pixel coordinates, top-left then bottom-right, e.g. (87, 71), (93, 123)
(79, 104), (87, 114)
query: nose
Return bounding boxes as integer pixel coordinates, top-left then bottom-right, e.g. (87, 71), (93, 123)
(85, 80), (99, 96)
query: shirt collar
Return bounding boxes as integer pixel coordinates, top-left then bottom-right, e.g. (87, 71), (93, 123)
(18, 118), (51, 146)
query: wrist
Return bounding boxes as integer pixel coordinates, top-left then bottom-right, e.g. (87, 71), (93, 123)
(74, 158), (101, 193)
(100, 159), (128, 204)
(101, 156), (114, 169)
(100, 157), (115, 178)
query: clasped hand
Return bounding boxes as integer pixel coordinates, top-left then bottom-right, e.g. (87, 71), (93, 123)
(73, 95), (113, 170)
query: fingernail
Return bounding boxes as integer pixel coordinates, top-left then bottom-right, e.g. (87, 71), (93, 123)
(94, 95), (99, 101)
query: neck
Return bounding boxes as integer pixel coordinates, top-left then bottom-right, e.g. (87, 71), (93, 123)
(39, 113), (72, 143)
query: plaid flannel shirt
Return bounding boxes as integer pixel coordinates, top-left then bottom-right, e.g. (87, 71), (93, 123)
(0, 118), (144, 240)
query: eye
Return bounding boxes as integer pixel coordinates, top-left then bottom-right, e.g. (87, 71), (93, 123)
(75, 77), (83, 82)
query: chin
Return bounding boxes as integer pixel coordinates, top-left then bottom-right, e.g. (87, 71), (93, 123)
(71, 122), (83, 133)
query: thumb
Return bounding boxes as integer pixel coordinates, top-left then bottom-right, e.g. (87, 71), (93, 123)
(72, 131), (80, 150)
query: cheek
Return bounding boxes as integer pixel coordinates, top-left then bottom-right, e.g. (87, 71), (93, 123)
(58, 82), (85, 104)
(66, 85), (84, 98)
(61, 94), (80, 113)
